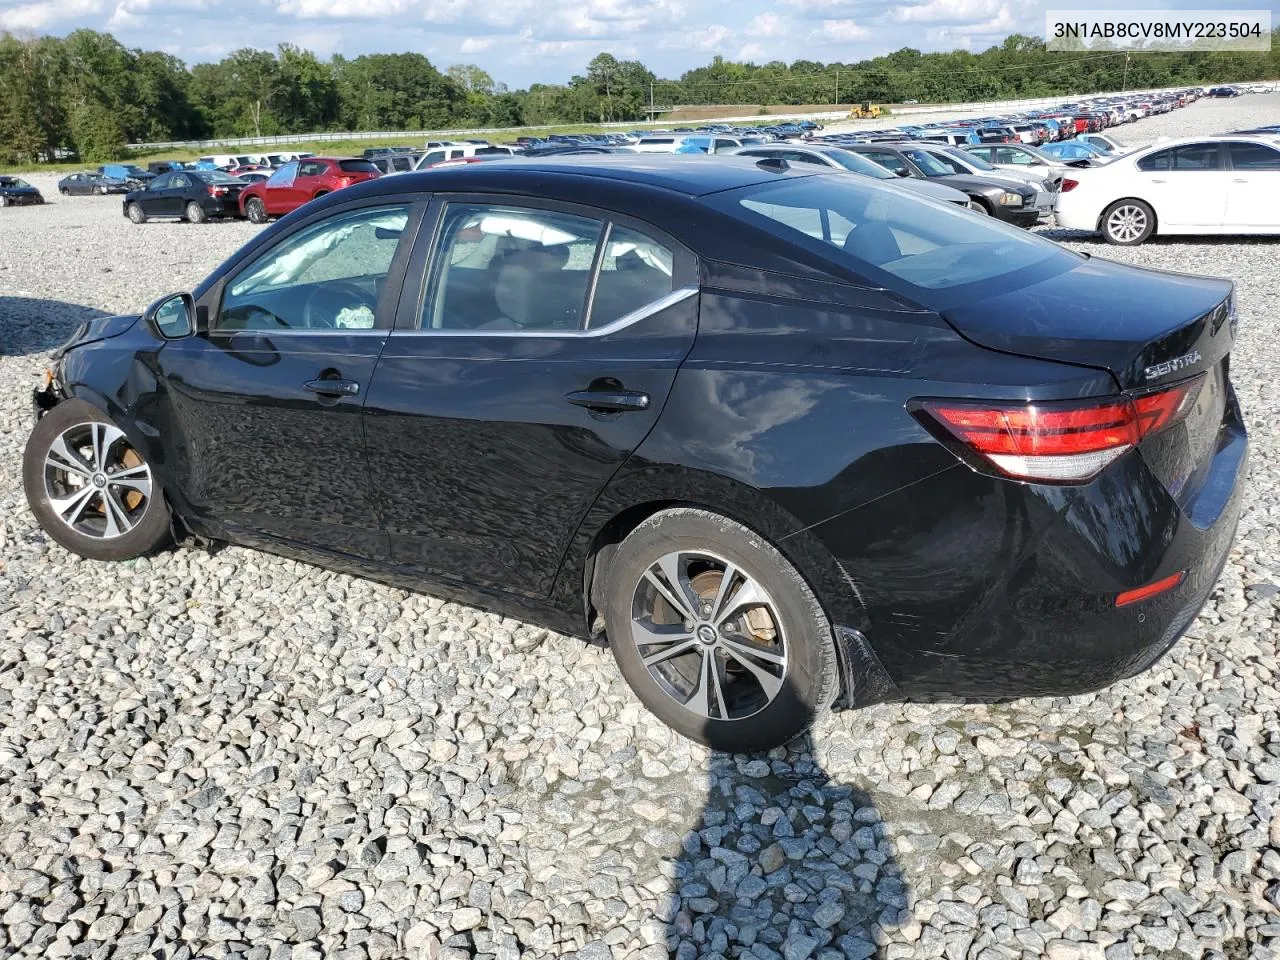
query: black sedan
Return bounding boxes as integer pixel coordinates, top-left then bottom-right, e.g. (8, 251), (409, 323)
(58, 172), (129, 196)
(25, 157), (1247, 752)
(842, 141), (1041, 225)
(123, 170), (248, 223)
(0, 175), (44, 207)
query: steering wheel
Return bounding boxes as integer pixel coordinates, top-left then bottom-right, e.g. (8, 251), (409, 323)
(300, 281), (378, 330)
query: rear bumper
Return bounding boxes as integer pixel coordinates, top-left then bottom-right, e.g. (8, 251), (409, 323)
(809, 398), (1248, 701)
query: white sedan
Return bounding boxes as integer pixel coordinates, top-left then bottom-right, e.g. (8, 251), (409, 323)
(1054, 135), (1280, 244)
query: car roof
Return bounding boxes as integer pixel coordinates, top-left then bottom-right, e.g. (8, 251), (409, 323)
(358, 155), (823, 198)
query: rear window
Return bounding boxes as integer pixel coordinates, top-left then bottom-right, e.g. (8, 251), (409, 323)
(639, 138), (674, 145)
(705, 176), (1078, 309)
(339, 160), (380, 174)
(195, 171), (242, 183)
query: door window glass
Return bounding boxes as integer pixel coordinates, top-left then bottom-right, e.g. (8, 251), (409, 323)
(1227, 142), (1280, 170)
(268, 162), (298, 187)
(1137, 149), (1171, 171)
(423, 204), (602, 332)
(589, 225), (674, 327)
(860, 151), (910, 176)
(218, 205), (410, 331)
(1171, 144), (1219, 170)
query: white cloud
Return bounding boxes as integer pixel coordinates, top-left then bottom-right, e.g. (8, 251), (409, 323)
(745, 13), (790, 37)
(459, 36), (494, 53)
(737, 42), (767, 60)
(815, 17), (869, 42)
(891, 0), (1008, 24)
(4, 0), (102, 30)
(275, 0), (415, 19)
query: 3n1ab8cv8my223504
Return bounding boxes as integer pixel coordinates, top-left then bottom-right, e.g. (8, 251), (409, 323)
(24, 156), (1247, 753)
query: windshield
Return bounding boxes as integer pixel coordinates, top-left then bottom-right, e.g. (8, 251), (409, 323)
(899, 148), (953, 178)
(825, 149), (894, 179)
(953, 148), (995, 171)
(706, 175), (1078, 308)
(0, 177), (31, 188)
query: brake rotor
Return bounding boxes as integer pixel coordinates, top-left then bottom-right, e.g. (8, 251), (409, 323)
(120, 448), (144, 510)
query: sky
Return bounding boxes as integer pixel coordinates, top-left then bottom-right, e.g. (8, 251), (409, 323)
(1, 0), (1277, 87)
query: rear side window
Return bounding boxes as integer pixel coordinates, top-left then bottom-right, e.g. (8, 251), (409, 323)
(339, 160), (379, 174)
(1227, 141), (1280, 170)
(423, 204), (602, 332)
(590, 225), (674, 327)
(1171, 144), (1219, 170)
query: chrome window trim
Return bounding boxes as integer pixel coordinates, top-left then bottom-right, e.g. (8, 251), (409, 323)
(392, 286), (697, 339)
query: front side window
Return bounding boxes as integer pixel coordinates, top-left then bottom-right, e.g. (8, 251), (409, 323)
(1171, 144), (1220, 170)
(710, 176), (1077, 309)
(268, 162), (298, 187)
(298, 161), (327, 177)
(423, 204), (602, 332)
(218, 205), (410, 332)
(859, 151), (910, 177)
(901, 148), (951, 177)
(1137, 149), (1171, 171)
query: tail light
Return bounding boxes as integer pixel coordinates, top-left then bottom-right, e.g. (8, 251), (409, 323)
(909, 376), (1202, 483)
(207, 186), (229, 197)
(337, 176), (355, 187)
(1061, 178), (1079, 192)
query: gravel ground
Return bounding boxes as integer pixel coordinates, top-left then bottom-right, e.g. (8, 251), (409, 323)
(1, 95), (1278, 960)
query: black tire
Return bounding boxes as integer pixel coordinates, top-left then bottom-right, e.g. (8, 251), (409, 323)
(127, 202), (147, 224)
(1101, 198), (1155, 245)
(968, 198), (991, 216)
(60, 188), (70, 196)
(185, 201), (206, 224)
(23, 400), (171, 562)
(97, 185), (108, 195)
(602, 508), (839, 753)
(245, 197), (268, 224)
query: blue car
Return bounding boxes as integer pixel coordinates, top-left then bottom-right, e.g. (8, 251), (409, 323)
(1041, 141), (1107, 163)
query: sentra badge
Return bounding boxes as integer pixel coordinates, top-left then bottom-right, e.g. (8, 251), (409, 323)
(1144, 350), (1201, 381)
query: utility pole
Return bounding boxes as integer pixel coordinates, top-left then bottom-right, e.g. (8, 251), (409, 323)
(649, 81), (654, 116)
(1123, 52), (1131, 91)
(834, 68), (839, 106)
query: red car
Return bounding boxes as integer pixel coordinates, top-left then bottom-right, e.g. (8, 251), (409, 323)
(239, 157), (379, 223)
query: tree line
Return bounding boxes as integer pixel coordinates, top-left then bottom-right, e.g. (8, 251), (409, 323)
(2, 28), (1277, 163)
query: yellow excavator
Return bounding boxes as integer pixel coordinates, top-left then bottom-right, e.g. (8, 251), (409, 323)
(848, 101), (882, 120)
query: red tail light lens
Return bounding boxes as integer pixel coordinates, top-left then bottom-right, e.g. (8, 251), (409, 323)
(911, 377), (1202, 483)
(208, 186), (228, 197)
(1061, 178), (1079, 192)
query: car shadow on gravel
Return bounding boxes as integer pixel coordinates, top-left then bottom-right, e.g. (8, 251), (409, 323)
(0, 295), (110, 357)
(667, 725), (909, 960)
(1039, 227), (1280, 247)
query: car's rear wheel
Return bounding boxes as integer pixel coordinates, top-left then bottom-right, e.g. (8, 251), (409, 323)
(97, 185), (108, 195)
(60, 187), (70, 196)
(127, 202), (146, 224)
(245, 197), (268, 224)
(0, 197), (8, 208)
(603, 508), (838, 753)
(1102, 199), (1155, 245)
(185, 201), (206, 224)
(23, 400), (171, 561)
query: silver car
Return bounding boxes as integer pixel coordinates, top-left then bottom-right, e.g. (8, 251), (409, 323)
(917, 145), (1058, 220)
(723, 143), (973, 209)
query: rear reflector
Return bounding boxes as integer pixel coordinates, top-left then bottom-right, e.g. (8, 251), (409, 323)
(1116, 570), (1185, 607)
(911, 376), (1202, 483)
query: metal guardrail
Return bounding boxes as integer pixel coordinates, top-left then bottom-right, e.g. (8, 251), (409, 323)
(122, 86), (1196, 152)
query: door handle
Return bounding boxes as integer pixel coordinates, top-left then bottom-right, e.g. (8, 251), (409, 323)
(565, 389), (650, 412)
(304, 378), (359, 397)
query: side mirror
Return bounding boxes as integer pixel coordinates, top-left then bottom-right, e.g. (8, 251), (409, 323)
(146, 292), (195, 340)
(896, 169), (911, 177)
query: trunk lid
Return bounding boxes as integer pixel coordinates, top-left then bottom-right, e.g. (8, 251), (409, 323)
(942, 258), (1236, 499)
(940, 258), (1234, 390)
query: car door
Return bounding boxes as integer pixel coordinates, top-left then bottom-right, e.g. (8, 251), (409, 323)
(293, 160), (327, 204)
(1135, 143), (1229, 226)
(139, 174), (175, 216)
(262, 161), (299, 215)
(1224, 140), (1280, 228)
(152, 199), (425, 559)
(362, 197), (699, 599)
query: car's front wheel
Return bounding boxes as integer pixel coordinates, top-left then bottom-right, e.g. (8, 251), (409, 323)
(603, 508), (838, 753)
(245, 197), (268, 224)
(23, 400), (171, 561)
(1101, 199), (1155, 245)
(127, 202), (147, 224)
(969, 199), (990, 215)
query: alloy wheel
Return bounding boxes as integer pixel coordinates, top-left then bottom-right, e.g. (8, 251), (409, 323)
(629, 550), (787, 721)
(42, 422), (153, 539)
(1107, 204), (1147, 242)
